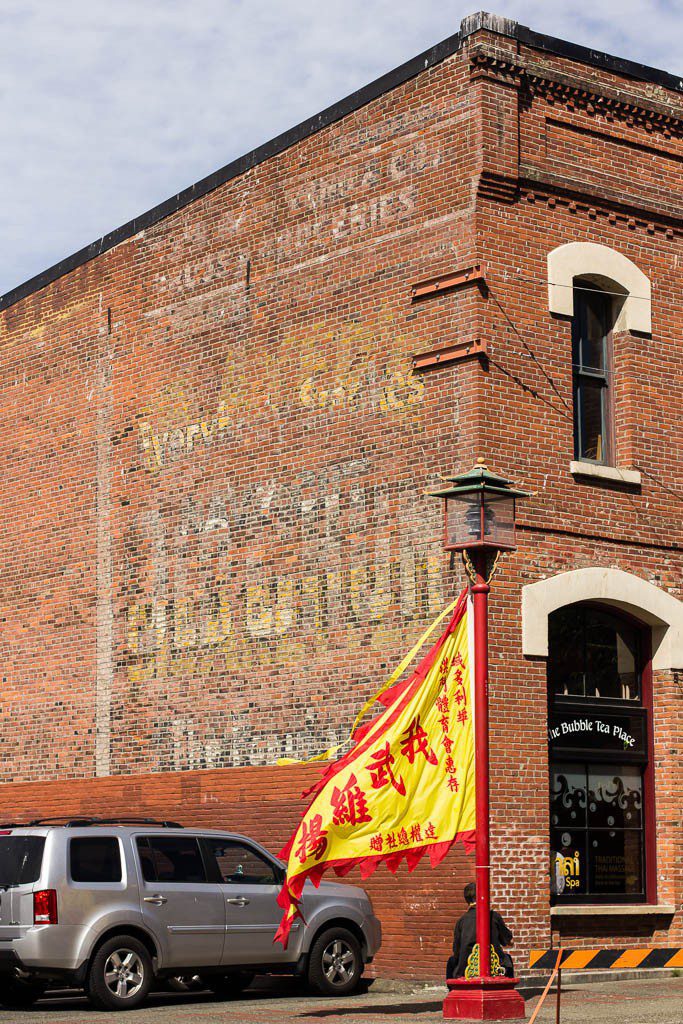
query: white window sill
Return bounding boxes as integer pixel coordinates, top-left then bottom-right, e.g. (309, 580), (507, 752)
(570, 461), (642, 486)
(551, 904), (676, 918)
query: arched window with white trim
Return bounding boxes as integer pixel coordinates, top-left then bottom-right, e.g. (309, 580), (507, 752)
(548, 602), (653, 904)
(547, 242), (652, 471)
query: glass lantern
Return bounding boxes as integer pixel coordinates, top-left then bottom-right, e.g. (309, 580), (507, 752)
(431, 460), (530, 552)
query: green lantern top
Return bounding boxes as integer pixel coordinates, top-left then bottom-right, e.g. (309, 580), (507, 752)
(430, 459), (531, 501)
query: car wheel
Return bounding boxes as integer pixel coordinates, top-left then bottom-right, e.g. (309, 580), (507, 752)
(205, 971), (254, 999)
(308, 926), (363, 996)
(0, 977), (48, 1008)
(86, 935), (153, 1011)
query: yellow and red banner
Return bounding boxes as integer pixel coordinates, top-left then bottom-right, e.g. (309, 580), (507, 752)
(275, 589), (475, 946)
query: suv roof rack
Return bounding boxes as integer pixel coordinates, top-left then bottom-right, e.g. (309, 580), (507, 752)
(0, 817), (184, 829)
(0, 817), (93, 828)
(66, 817), (185, 828)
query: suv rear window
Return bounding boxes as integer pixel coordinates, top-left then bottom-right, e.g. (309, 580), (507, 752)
(70, 838), (122, 883)
(137, 837), (206, 883)
(0, 836), (45, 887)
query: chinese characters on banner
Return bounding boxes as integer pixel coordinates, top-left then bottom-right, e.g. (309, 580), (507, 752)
(275, 589), (475, 946)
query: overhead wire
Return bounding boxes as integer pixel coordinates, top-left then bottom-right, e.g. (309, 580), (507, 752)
(493, 273), (652, 301)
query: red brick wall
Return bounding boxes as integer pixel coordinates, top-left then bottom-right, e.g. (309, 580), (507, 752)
(0, 22), (681, 978)
(0, 48), (479, 787)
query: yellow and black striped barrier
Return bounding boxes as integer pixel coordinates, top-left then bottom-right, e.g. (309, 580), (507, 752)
(530, 947), (683, 971)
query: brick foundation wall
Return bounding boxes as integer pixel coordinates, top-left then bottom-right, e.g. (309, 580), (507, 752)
(0, 767), (472, 981)
(0, 18), (681, 978)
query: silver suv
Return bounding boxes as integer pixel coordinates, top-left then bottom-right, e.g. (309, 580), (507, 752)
(0, 818), (381, 1011)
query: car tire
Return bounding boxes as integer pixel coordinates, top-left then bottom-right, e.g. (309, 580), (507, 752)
(307, 926), (363, 996)
(0, 977), (48, 1008)
(86, 934), (153, 1011)
(205, 971), (255, 999)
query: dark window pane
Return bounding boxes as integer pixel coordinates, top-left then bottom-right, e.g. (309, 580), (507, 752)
(573, 286), (612, 463)
(577, 378), (606, 461)
(550, 765), (587, 828)
(548, 606), (585, 698)
(588, 767), (643, 829)
(586, 641), (620, 699)
(202, 839), (278, 885)
(136, 839), (156, 882)
(585, 611), (639, 701)
(70, 838), (122, 883)
(551, 829), (587, 897)
(549, 606), (640, 704)
(141, 836), (206, 883)
(0, 837), (45, 887)
(588, 828), (644, 896)
(575, 289), (609, 372)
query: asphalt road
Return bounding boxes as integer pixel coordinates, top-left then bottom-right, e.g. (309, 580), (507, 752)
(7, 975), (683, 1023)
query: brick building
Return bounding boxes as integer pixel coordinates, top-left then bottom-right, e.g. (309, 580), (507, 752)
(0, 11), (681, 979)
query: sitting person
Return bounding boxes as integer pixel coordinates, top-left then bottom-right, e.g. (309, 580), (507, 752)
(446, 882), (515, 979)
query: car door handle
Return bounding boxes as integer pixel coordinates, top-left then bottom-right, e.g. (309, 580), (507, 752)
(143, 895), (168, 906)
(226, 897), (250, 906)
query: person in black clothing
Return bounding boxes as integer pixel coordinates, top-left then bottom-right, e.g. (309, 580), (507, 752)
(446, 882), (515, 979)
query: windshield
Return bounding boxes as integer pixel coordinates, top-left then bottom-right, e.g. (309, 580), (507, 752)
(0, 836), (45, 888)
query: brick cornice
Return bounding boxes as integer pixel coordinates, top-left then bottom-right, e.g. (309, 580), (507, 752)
(469, 42), (683, 140)
(520, 165), (683, 234)
(526, 71), (683, 140)
(469, 47), (523, 88)
(478, 171), (519, 204)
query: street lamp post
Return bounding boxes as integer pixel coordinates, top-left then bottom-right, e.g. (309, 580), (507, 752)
(432, 459), (529, 1021)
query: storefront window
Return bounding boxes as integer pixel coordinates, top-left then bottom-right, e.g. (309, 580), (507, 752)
(550, 764), (644, 898)
(548, 604), (640, 701)
(548, 604), (649, 903)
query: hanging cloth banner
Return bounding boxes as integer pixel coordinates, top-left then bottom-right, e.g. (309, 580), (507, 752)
(274, 589), (475, 948)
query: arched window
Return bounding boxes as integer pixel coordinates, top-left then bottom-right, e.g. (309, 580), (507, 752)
(547, 242), (652, 475)
(572, 282), (614, 464)
(548, 603), (653, 904)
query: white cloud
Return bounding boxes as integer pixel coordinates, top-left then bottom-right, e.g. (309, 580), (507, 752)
(0, 1), (681, 296)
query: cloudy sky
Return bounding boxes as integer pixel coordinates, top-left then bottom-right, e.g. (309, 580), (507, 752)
(1, 1), (681, 297)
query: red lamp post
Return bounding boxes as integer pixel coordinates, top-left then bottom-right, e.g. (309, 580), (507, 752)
(432, 459), (529, 1021)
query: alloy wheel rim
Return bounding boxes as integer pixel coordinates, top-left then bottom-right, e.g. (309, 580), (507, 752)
(104, 948), (145, 1000)
(322, 939), (356, 986)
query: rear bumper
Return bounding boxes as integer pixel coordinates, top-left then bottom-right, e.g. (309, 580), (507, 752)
(0, 925), (88, 975)
(0, 944), (86, 985)
(363, 914), (382, 960)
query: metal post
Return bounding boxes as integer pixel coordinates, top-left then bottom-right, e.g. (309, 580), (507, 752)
(443, 547), (526, 1021)
(556, 968), (562, 1024)
(472, 551), (491, 980)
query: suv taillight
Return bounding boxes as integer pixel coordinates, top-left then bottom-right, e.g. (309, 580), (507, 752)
(33, 889), (58, 925)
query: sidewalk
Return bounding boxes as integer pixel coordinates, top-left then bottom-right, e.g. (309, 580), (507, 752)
(18, 975), (683, 1023)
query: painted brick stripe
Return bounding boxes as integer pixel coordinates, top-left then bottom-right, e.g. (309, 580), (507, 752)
(530, 949), (683, 970)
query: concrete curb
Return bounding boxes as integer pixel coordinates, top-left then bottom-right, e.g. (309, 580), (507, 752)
(518, 967), (680, 993)
(368, 967), (680, 996)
